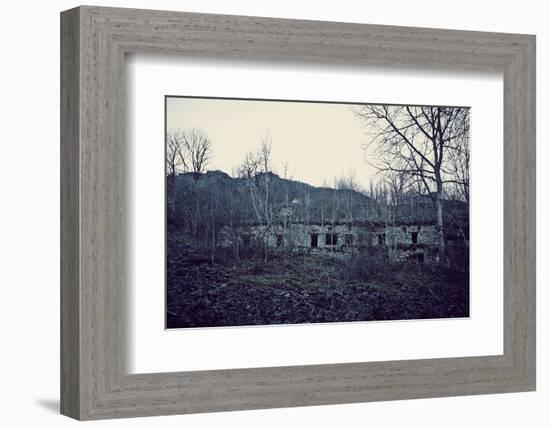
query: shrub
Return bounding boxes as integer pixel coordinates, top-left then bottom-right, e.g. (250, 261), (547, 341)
(238, 237), (270, 261)
(338, 250), (393, 282)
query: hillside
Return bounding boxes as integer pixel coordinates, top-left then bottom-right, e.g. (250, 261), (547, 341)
(170, 170), (467, 227)
(172, 170), (377, 225)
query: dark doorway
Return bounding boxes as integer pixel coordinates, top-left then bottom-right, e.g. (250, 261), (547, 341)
(411, 231), (418, 244)
(310, 233), (318, 248)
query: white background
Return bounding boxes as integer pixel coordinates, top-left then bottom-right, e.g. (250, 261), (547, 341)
(128, 57), (503, 373)
(0, 1), (547, 426)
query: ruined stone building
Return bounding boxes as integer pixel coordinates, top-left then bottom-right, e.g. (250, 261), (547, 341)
(170, 171), (468, 267)
(220, 193), (469, 266)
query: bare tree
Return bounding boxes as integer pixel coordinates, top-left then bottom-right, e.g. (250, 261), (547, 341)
(239, 135), (274, 261)
(446, 113), (470, 203)
(166, 130), (188, 177)
(207, 179), (220, 264)
(224, 167), (242, 262)
(384, 171), (412, 222)
(184, 128), (212, 240)
(354, 105), (470, 264)
(166, 128), (212, 176)
(166, 127), (213, 236)
(280, 161), (296, 248)
(182, 128), (212, 175)
(166, 130), (188, 218)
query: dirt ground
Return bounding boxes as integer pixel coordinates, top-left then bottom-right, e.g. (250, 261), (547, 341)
(166, 245), (469, 328)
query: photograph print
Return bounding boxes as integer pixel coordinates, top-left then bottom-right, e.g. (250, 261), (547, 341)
(165, 96), (470, 329)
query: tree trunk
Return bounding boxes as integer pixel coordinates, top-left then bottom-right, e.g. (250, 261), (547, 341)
(192, 190), (199, 236)
(166, 174), (176, 219)
(210, 208), (215, 265)
(263, 226), (269, 262)
(435, 189), (446, 265)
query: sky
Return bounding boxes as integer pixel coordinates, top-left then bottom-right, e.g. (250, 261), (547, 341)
(166, 96), (379, 189)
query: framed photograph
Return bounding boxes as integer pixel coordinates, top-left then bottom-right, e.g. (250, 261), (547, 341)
(61, 6), (536, 420)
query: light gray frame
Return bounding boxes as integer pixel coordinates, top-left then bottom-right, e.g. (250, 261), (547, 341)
(60, 5), (536, 420)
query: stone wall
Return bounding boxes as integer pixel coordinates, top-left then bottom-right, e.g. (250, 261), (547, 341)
(219, 222), (443, 263)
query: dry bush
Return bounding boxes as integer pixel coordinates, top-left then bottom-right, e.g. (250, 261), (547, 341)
(338, 249), (393, 282)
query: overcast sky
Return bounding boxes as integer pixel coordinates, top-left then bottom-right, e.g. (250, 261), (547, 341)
(166, 96), (378, 189)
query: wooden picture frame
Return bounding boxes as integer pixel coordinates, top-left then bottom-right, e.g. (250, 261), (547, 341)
(60, 5), (536, 420)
